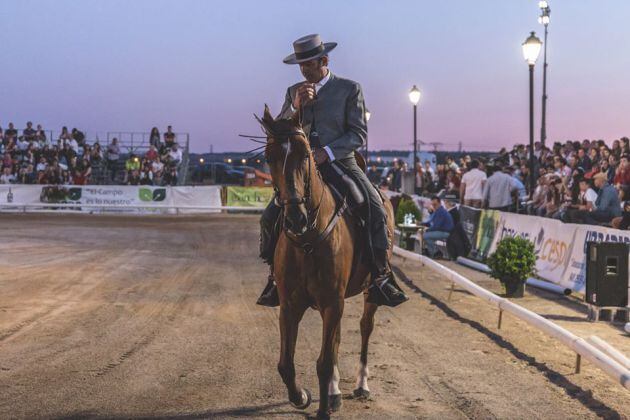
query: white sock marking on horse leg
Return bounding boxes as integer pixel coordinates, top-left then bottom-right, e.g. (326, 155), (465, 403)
(355, 363), (369, 391)
(328, 364), (341, 396)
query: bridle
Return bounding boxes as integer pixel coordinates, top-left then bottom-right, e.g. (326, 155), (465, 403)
(267, 128), (322, 229)
(265, 127), (345, 254)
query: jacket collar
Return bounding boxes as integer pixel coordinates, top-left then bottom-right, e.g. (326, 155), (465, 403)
(316, 71), (335, 96)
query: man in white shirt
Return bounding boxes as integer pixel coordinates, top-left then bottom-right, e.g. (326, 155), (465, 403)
(484, 165), (518, 211)
(563, 178), (598, 223)
(168, 144), (182, 164)
(460, 160), (486, 208)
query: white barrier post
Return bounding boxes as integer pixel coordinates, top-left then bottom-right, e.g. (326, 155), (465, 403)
(393, 245), (630, 390)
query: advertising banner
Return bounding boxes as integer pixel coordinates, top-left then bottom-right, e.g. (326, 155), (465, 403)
(459, 206), (482, 257)
(225, 186), (274, 208)
(474, 210), (501, 261)
(491, 212), (578, 290)
(0, 185), (222, 214)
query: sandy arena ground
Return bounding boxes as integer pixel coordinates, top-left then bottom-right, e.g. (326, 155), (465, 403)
(0, 213), (628, 419)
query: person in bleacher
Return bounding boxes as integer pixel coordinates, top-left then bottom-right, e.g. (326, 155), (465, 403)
(572, 173), (622, 225)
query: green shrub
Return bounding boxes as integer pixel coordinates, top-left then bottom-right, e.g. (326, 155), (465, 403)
(395, 198), (422, 225)
(487, 236), (537, 282)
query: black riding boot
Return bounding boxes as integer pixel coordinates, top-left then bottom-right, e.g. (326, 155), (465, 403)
(257, 201), (282, 307)
(256, 267), (280, 307)
(367, 249), (409, 307)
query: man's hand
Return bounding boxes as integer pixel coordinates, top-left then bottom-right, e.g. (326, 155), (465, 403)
(292, 83), (316, 109)
(313, 148), (329, 165)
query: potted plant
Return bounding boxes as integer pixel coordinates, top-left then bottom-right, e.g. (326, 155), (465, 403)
(486, 236), (536, 298)
(395, 197), (421, 226)
(395, 198), (422, 251)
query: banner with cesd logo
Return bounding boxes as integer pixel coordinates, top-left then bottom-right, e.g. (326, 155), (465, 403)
(489, 212), (575, 290)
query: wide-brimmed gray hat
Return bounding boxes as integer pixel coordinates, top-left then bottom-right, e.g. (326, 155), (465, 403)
(283, 34), (337, 64)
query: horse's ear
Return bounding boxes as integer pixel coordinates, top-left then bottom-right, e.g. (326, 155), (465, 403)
(263, 104), (273, 123)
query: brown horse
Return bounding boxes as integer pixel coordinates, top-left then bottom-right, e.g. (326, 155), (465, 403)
(258, 105), (395, 419)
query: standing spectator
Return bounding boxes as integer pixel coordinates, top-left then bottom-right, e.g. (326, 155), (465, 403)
(484, 165), (517, 211)
(71, 128), (86, 147)
(106, 138), (120, 182)
(58, 126), (71, 144)
(421, 196), (454, 258)
(35, 124), (47, 144)
(460, 160), (486, 208)
(168, 144), (182, 165)
(5, 122), (18, 141)
(367, 164), (380, 184)
(163, 126), (176, 150)
(23, 122), (36, 142)
(149, 127), (161, 148)
(445, 169), (460, 196)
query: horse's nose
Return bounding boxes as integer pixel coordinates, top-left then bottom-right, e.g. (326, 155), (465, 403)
(284, 206), (308, 235)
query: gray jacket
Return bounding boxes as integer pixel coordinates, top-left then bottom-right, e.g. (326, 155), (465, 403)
(278, 72), (367, 161)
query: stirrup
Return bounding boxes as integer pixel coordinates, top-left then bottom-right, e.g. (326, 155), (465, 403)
(256, 275), (280, 307)
(367, 273), (408, 307)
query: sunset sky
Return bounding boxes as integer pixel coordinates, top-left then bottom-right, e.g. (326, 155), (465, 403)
(1, 0), (629, 152)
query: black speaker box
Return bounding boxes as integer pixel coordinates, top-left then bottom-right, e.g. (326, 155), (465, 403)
(585, 242), (629, 307)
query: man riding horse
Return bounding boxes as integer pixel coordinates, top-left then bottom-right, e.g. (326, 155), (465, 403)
(257, 34), (408, 308)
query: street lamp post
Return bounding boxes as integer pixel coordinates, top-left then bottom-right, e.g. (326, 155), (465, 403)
(522, 32), (543, 195)
(364, 109), (371, 163)
(408, 85), (421, 192)
(539, 1), (551, 147)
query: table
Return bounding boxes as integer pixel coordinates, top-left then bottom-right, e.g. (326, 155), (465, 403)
(397, 224), (425, 251)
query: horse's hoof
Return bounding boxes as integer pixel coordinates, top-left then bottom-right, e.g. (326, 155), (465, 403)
(316, 409), (331, 420)
(329, 393), (342, 412)
(353, 387), (370, 400)
(290, 388), (312, 410)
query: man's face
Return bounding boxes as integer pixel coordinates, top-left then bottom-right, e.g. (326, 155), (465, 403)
(578, 149), (585, 158)
(579, 181), (589, 192)
(431, 199), (440, 211)
(299, 57), (327, 83)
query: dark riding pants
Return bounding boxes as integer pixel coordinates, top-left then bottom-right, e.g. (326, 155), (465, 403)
(259, 156), (389, 268)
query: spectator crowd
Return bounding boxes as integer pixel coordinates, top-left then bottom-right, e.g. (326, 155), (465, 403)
(379, 137), (630, 231)
(0, 123), (184, 186)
